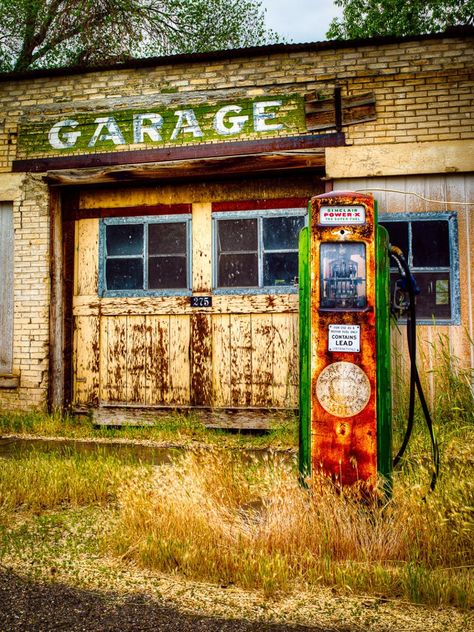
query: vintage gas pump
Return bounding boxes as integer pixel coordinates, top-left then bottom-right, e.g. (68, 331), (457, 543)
(299, 191), (392, 489)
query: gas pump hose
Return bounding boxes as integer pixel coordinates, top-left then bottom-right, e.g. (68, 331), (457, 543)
(389, 246), (440, 492)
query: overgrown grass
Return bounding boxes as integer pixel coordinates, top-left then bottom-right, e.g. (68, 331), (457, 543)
(108, 449), (474, 606)
(0, 449), (148, 517)
(1, 332), (473, 607)
(391, 332), (474, 463)
(0, 409), (297, 450)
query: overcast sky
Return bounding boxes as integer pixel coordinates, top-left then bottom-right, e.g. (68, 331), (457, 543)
(260, 0), (343, 43)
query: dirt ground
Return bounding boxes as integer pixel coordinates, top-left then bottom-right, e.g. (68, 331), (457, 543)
(0, 569), (342, 632)
(1, 567), (473, 632)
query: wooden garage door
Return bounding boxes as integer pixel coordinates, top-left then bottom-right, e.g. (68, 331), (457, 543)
(72, 214), (299, 411)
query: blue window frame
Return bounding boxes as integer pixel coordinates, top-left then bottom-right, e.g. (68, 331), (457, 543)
(213, 208), (307, 294)
(99, 215), (192, 297)
(379, 212), (460, 324)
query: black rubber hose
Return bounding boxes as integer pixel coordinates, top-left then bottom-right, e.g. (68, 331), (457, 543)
(390, 246), (439, 491)
(391, 248), (416, 468)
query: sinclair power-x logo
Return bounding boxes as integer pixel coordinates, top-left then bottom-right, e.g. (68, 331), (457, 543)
(319, 205), (366, 225)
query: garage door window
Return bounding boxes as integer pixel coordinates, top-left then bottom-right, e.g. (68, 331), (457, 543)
(100, 216), (191, 296)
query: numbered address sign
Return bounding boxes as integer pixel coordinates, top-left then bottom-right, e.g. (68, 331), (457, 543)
(191, 296), (212, 307)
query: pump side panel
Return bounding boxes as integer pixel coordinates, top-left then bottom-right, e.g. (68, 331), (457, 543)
(299, 226), (311, 478)
(376, 223), (392, 486)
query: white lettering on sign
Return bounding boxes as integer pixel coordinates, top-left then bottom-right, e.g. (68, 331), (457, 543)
(44, 100), (290, 150)
(171, 109), (204, 140)
(320, 206), (366, 225)
(48, 119), (81, 149)
(133, 113), (164, 143)
(88, 117), (126, 147)
(213, 105), (249, 135)
(253, 100), (284, 132)
(328, 324), (361, 353)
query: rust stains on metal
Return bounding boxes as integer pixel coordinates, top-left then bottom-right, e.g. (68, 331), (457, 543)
(309, 192), (378, 486)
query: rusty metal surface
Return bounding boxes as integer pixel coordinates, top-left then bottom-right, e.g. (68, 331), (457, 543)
(310, 192), (378, 486)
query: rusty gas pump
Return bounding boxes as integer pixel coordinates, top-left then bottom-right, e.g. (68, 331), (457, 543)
(298, 191), (392, 489)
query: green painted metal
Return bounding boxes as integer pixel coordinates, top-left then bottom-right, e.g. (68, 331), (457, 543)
(298, 224), (311, 480)
(375, 209), (393, 492)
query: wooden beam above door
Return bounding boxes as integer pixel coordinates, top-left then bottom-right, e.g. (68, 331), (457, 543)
(13, 132), (344, 183)
(43, 151), (327, 186)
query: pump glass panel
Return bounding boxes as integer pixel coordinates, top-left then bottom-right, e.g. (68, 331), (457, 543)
(320, 242), (367, 309)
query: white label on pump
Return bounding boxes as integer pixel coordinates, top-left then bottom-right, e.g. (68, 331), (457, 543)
(319, 205), (366, 225)
(328, 324), (361, 353)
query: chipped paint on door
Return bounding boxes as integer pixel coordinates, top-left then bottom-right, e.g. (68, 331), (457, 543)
(72, 191), (304, 412)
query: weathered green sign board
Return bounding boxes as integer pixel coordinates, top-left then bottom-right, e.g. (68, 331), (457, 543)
(18, 95), (307, 158)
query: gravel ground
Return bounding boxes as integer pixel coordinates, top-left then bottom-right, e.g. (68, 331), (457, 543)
(0, 570), (345, 632)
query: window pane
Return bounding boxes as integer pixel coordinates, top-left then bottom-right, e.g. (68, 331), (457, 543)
(320, 242), (367, 309)
(149, 222), (186, 255)
(106, 259), (143, 290)
(218, 219), (257, 252)
(106, 224), (143, 256)
(263, 252), (298, 286)
(218, 253), (258, 287)
(263, 216), (305, 250)
(379, 221), (409, 259)
(412, 221), (450, 267)
(390, 271), (451, 320)
(149, 256), (187, 289)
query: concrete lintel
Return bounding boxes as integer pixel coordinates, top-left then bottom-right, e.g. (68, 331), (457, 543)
(326, 140), (474, 179)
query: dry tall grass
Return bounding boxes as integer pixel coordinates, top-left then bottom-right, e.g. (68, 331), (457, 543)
(0, 449), (145, 515)
(109, 449), (474, 606)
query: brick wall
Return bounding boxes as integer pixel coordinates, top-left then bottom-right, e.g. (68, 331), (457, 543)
(0, 174), (50, 410)
(0, 33), (472, 169)
(0, 32), (472, 411)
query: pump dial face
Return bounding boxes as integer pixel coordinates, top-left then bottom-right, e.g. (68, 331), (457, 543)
(316, 361), (371, 418)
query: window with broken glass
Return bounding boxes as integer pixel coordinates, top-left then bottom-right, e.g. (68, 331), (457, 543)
(379, 213), (459, 324)
(213, 209), (307, 293)
(100, 216), (191, 296)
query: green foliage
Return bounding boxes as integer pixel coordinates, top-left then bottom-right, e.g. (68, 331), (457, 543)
(0, 0), (279, 72)
(327, 0), (474, 39)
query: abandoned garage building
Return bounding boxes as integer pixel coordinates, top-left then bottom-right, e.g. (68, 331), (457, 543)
(0, 26), (473, 424)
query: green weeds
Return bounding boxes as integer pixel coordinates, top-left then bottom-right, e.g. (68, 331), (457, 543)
(0, 409), (297, 450)
(0, 449), (148, 516)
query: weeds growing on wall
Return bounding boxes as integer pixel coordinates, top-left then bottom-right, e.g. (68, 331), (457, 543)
(391, 331), (474, 457)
